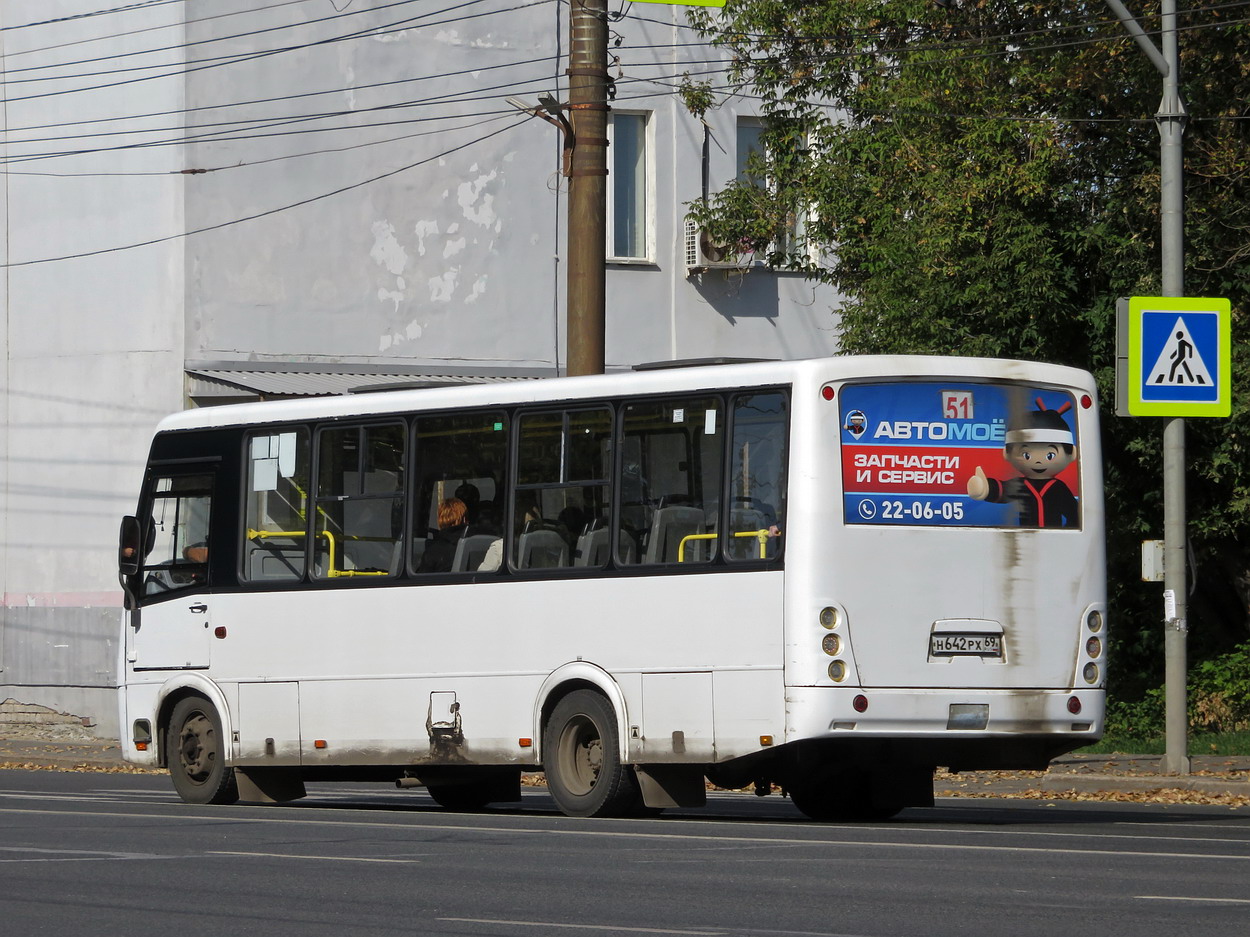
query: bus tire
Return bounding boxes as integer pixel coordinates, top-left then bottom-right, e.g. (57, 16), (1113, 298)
(543, 689), (640, 818)
(426, 783), (494, 812)
(167, 696), (239, 806)
(787, 772), (903, 822)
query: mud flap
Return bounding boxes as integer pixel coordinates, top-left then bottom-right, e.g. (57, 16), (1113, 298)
(235, 767), (307, 804)
(635, 765), (707, 808)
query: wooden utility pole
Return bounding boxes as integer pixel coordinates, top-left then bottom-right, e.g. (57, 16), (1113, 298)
(565, 0), (609, 376)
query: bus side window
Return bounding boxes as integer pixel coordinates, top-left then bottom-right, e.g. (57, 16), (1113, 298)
(242, 429), (310, 583)
(312, 423), (406, 580)
(726, 391), (787, 561)
(512, 408), (611, 570)
(411, 411), (508, 574)
(141, 474), (214, 597)
(617, 396), (723, 566)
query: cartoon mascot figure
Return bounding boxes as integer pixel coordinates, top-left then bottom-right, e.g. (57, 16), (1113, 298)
(966, 399), (1079, 528)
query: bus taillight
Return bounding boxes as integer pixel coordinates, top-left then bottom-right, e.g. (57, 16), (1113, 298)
(852, 695), (868, 713)
(1067, 696), (1083, 714)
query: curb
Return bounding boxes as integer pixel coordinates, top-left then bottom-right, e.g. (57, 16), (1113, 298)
(1040, 772), (1250, 796)
(2, 739), (1249, 802)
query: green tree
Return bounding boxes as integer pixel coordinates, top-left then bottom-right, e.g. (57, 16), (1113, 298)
(686, 0), (1250, 696)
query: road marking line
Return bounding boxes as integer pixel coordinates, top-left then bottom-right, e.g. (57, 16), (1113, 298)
(209, 850), (420, 864)
(0, 846), (162, 862)
(1136, 896), (1250, 905)
(1, 806), (1248, 862)
(439, 919), (723, 935)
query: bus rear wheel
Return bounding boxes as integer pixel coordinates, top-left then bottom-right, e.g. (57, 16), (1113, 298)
(426, 783), (495, 812)
(787, 772), (903, 822)
(167, 696), (239, 806)
(543, 690), (640, 818)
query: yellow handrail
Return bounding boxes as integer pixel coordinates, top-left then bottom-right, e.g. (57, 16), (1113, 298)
(676, 529), (772, 563)
(246, 527), (388, 578)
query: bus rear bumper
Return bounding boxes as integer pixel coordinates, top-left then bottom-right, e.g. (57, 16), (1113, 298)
(785, 686), (1103, 767)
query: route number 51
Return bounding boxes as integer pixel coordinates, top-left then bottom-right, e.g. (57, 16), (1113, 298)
(942, 390), (974, 420)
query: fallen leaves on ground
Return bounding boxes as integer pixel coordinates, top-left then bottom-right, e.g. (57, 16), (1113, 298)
(0, 761), (163, 774)
(935, 785), (1250, 808)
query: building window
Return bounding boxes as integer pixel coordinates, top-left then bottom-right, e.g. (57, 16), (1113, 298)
(736, 116), (808, 260)
(736, 118), (766, 185)
(610, 112), (650, 260)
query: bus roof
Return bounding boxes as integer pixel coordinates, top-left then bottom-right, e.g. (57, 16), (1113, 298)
(153, 355), (1095, 434)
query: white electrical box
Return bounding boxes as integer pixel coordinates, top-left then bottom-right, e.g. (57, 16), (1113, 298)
(1141, 540), (1165, 581)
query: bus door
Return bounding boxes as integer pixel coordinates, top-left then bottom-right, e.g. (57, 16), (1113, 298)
(128, 466), (217, 671)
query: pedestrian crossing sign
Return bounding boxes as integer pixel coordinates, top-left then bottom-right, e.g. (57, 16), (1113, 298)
(1126, 296), (1231, 417)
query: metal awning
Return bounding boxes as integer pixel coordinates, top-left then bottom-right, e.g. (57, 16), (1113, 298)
(185, 362), (552, 400)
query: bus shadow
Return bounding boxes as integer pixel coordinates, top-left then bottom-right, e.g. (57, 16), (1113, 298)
(275, 788), (1244, 828)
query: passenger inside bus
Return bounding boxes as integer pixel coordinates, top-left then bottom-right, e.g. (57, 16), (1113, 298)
(415, 497), (468, 573)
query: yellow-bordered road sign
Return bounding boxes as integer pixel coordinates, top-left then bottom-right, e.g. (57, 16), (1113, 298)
(1127, 296), (1231, 417)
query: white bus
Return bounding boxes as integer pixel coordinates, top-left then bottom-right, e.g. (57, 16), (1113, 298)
(117, 355), (1106, 820)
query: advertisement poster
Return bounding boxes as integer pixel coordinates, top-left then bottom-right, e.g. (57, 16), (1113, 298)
(840, 382), (1081, 529)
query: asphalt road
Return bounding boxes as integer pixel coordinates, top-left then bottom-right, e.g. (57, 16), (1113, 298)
(2, 770), (1248, 937)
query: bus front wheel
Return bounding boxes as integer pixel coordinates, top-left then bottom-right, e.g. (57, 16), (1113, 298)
(543, 690), (640, 818)
(167, 696), (239, 806)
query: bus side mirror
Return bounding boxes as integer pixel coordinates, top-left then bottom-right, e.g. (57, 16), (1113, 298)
(119, 515), (142, 577)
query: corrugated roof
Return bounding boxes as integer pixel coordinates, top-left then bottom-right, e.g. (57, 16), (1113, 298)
(186, 368), (541, 399)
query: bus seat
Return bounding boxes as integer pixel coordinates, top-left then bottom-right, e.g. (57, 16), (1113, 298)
(248, 542), (305, 581)
(574, 523), (635, 566)
(619, 502), (653, 538)
(453, 534), (499, 572)
(644, 505), (706, 564)
(517, 528), (569, 569)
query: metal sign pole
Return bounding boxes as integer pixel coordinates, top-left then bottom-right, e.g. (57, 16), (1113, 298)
(1157, 0), (1190, 775)
(1107, 0), (1189, 773)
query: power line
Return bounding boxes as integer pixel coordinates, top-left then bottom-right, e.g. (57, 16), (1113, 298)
(3, 1), (311, 60)
(2, 52), (561, 137)
(0, 0), (429, 79)
(1, 111), (521, 178)
(635, 0), (1250, 59)
(1, 0), (188, 32)
(0, 0), (551, 105)
(0, 67), (565, 166)
(1, 115), (528, 269)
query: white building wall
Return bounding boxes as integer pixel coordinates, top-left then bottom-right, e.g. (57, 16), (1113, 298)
(1, 2), (187, 731)
(178, 0), (839, 371)
(0, 0), (840, 737)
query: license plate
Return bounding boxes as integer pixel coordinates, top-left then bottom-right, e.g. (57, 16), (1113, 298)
(930, 632), (1002, 657)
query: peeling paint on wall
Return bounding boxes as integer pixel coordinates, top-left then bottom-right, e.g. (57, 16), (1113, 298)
(378, 283), (405, 314)
(370, 221), (408, 275)
(434, 30), (511, 50)
(429, 270), (458, 303)
(371, 221), (410, 314)
(415, 220), (439, 256)
(458, 166), (499, 229)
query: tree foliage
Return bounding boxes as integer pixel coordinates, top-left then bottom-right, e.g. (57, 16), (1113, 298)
(686, 1), (1250, 696)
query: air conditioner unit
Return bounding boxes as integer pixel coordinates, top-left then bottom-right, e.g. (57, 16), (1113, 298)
(684, 220), (754, 275)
